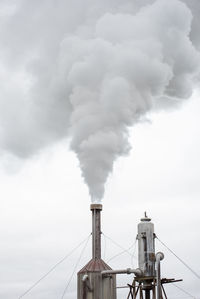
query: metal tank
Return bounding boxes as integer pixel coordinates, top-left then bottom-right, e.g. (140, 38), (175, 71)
(137, 212), (156, 278)
(77, 204), (116, 299)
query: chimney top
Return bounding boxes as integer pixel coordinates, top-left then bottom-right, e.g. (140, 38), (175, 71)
(90, 204), (102, 211)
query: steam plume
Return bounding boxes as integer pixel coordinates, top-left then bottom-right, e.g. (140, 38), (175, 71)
(0, 0), (200, 201)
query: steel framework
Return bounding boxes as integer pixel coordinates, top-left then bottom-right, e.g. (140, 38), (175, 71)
(126, 277), (182, 299)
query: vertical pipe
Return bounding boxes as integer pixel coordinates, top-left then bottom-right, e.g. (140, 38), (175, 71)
(156, 260), (161, 299)
(156, 252), (164, 299)
(145, 290), (150, 299)
(90, 204), (102, 259)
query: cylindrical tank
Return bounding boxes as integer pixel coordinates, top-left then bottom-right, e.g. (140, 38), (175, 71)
(137, 213), (155, 277)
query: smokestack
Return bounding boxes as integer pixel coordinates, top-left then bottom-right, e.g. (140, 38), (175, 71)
(77, 204), (116, 299)
(90, 204), (102, 259)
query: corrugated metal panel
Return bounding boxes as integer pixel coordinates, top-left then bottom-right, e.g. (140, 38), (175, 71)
(78, 258), (112, 273)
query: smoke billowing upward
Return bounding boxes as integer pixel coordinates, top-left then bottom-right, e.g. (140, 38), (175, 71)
(0, 0), (200, 202)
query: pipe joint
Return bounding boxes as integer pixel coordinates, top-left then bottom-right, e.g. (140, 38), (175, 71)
(101, 268), (143, 277)
(82, 275), (92, 292)
(156, 252), (164, 262)
(156, 252), (164, 299)
(82, 274), (89, 282)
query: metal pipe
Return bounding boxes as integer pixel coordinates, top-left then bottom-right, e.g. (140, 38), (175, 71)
(145, 290), (150, 299)
(82, 274), (89, 282)
(82, 275), (92, 292)
(90, 204), (102, 259)
(102, 268), (143, 277)
(156, 252), (164, 299)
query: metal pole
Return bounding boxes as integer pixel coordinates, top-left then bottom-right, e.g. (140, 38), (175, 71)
(145, 290), (150, 299)
(90, 204), (102, 259)
(156, 252), (164, 299)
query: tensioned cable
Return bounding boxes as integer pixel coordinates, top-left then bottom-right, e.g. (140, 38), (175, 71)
(102, 232), (107, 260)
(156, 236), (200, 280)
(18, 234), (91, 299)
(131, 238), (137, 268)
(107, 243), (135, 262)
(172, 283), (197, 299)
(107, 239), (137, 263)
(103, 233), (137, 260)
(61, 234), (91, 299)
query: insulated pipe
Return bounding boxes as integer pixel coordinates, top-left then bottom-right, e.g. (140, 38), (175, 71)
(82, 275), (89, 282)
(156, 252), (164, 299)
(101, 268), (143, 277)
(82, 275), (92, 292)
(90, 204), (102, 259)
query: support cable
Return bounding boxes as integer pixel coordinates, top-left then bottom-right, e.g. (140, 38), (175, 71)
(131, 238), (137, 268)
(61, 234), (91, 299)
(156, 236), (200, 280)
(102, 232), (107, 260)
(18, 234), (91, 299)
(107, 240), (137, 264)
(107, 243), (135, 262)
(103, 233), (137, 261)
(172, 283), (197, 299)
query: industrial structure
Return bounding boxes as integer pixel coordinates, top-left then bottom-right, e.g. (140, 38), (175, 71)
(77, 205), (181, 299)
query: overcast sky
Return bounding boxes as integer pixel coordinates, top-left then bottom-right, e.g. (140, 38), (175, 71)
(0, 0), (200, 299)
(0, 93), (199, 299)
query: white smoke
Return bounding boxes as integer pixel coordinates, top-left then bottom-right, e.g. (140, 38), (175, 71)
(0, 0), (200, 201)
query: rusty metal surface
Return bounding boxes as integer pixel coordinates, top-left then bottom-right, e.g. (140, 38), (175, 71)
(78, 258), (112, 273)
(77, 204), (116, 299)
(137, 215), (156, 277)
(91, 205), (102, 259)
(90, 204), (102, 210)
(161, 278), (183, 284)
